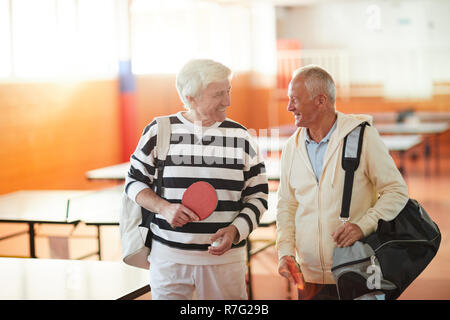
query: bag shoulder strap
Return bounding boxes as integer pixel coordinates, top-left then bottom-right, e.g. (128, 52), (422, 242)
(155, 116), (171, 161)
(139, 116), (171, 237)
(154, 116), (171, 196)
(340, 122), (369, 222)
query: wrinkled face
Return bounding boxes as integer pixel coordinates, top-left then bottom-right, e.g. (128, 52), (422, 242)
(287, 77), (320, 128)
(191, 79), (231, 123)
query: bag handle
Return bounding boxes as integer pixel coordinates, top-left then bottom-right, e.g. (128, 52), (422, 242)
(340, 122), (368, 223)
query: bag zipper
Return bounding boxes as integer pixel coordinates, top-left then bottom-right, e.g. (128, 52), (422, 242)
(331, 256), (371, 272)
(373, 236), (440, 253)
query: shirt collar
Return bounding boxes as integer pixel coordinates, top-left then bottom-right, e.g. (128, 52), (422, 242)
(305, 120), (337, 145)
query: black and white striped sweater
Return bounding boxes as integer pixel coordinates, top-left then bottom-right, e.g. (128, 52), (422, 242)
(125, 112), (268, 265)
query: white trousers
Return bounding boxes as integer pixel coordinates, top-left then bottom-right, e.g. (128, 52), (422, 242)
(149, 255), (248, 300)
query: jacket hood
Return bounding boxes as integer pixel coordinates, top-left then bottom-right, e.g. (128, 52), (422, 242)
(335, 111), (373, 141)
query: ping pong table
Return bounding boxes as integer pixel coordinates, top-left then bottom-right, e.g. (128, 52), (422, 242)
(381, 134), (422, 176)
(375, 122), (449, 175)
(86, 162), (129, 181)
(0, 257), (149, 300)
(0, 190), (91, 258)
(0, 186), (124, 260)
(370, 111), (450, 124)
(375, 122), (449, 135)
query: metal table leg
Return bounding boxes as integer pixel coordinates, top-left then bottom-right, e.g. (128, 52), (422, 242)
(424, 136), (431, 176)
(97, 225), (102, 261)
(246, 239), (253, 300)
(435, 133), (441, 175)
(28, 222), (36, 258)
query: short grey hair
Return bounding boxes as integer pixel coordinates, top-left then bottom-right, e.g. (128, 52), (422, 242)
(292, 65), (336, 104)
(176, 59), (233, 109)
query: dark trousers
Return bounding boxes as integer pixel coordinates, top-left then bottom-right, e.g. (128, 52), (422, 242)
(297, 283), (339, 300)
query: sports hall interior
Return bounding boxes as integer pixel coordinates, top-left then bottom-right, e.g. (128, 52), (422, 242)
(0, 0), (449, 300)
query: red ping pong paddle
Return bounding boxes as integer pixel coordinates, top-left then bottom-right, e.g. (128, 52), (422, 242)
(182, 181), (218, 220)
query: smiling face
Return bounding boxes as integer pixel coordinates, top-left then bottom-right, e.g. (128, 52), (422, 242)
(287, 76), (320, 128)
(189, 79), (231, 125)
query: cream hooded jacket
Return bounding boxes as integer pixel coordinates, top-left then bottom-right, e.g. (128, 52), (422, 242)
(276, 112), (409, 284)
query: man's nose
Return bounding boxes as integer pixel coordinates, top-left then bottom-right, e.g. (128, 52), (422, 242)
(223, 93), (231, 106)
(287, 101), (294, 112)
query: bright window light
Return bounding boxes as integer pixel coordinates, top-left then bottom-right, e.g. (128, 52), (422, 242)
(54, 0), (79, 76)
(5, 0), (118, 79)
(11, 0), (58, 77)
(130, 0), (253, 74)
(0, 0), (11, 77)
(77, 0), (118, 77)
(1, 0), (275, 79)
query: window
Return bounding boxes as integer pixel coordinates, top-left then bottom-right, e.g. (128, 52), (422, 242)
(0, 0), (11, 77)
(1, 0), (276, 79)
(130, 0), (254, 74)
(1, 0), (118, 79)
(11, 0), (58, 77)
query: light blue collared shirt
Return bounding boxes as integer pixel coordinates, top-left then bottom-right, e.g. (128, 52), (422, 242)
(305, 121), (337, 182)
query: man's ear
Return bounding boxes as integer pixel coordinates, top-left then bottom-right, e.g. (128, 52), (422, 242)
(186, 95), (196, 106)
(314, 94), (327, 107)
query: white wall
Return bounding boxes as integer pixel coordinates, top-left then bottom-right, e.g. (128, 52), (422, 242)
(276, 0), (450, 98)
(277, 0), (450, 50)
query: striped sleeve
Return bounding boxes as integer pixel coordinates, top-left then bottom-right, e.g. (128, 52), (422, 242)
(125, 120), (158, 203)
(232, 133), (269, 243)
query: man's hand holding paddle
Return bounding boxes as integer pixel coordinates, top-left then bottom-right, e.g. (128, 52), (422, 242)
(160, 203), (199, 228)
(135, 188), (199, 228)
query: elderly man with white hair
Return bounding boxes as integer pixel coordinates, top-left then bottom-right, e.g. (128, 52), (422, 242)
(125, 59), (268, 300)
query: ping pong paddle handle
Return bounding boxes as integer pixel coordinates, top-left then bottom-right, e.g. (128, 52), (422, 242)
(287, 259), (305, 290)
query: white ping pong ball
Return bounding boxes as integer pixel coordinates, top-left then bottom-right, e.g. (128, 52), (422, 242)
(212, 238), (222, 247)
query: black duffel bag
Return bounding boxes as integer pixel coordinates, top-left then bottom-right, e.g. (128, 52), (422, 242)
(331, 123), (441, 300)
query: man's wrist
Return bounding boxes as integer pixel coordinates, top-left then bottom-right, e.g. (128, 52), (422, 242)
(229, 225), (240, 243)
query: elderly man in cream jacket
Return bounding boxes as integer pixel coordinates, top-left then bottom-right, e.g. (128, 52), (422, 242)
(276, 65), (409, 300)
